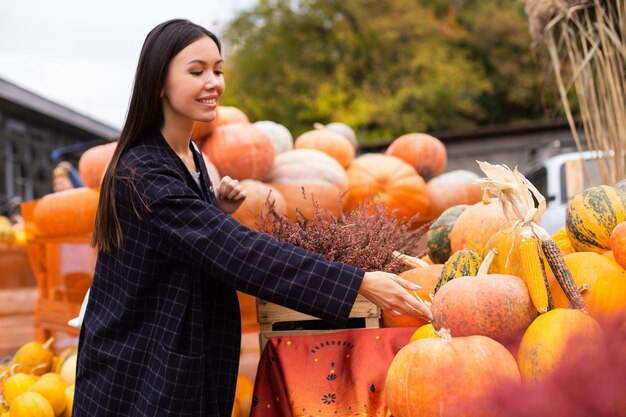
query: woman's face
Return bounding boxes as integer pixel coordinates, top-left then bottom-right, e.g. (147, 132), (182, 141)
(161, 36), (225, 126)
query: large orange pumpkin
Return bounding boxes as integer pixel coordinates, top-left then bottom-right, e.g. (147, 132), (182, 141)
(78, 141), (117, 189)
(266, 149), (348, 221)
(549, 251), (626, 320)
(382, 264), (443, 328)
(449, 197), (509, 255)
(422, 170), (484, 221)
(516, 308), (605, 382)
(231, 180), (287, 231)
(431, 268), (538, 346)
(344, 154), (429, 223)
(386, 331), (520, 417)
(294, 129), (354, 169)
(33, 188), (99, 237)
(191, 105), (249, 145)
(385, 133), (447, 180)
(201, 122), (275, 181)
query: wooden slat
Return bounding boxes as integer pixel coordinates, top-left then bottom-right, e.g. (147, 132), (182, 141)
(256, 295), (379, 324)
(0, 287), (38, 355)
(0, 287), (37, 316)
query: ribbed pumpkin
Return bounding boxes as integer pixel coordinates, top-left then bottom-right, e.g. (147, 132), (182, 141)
(344, 154), (429, 223)
(610, 221), (626, 270)
(77, 141), (117, 188)
(52, 347), (77, 375)
(191, 105), (250, 145)
(231, 180), (287, 231)
(252, 120), (293, 155)
(432, 254), (538, 346)
(201, 122), (275, 181)
(10, 391), (55, 417)
(516, 308), (605, 382)
(434, 248), (482, 293)
(385, 133), (447, 181)
(427, 205), (468, 264)
(551, 226), (575, 255)
(408, 323), (440, 343)
(33, 188), (99, 237)
(382, 264), (443, 328)
(28, 374), (67, 416)
(4, 372), (38, 406)
(9, 338), (55, 376)
(483, 227), (522, 275)
(266, 149), (348, 221)
(549, 251), (626, 320)
(313, 122), (358, 149)
(294, 129), (354, 169)
(566, 185), (626, 253)
(449, 197), (509, 254)
(386, 330), (520, 417)
(422, 170), (483, 221)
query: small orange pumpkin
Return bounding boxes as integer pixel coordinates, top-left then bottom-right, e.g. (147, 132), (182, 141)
(422, 170), (484, 221)
(77, 141), (117, 188)
(33, 189), (99, 237)
(449, 197), (509, 255)
(9, 338), (55, 376)
(294, 129), (354, 169)
(9, 391), (55, 417)
(610, 221), (626, 270)
(385, 133), (447, 180)
(28, 374), (67, 416)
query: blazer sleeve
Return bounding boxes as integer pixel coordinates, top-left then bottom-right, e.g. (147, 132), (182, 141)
(120, 154), (365, 327)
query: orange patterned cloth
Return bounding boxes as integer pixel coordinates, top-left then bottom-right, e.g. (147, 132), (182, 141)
(250, 327), (416, 417)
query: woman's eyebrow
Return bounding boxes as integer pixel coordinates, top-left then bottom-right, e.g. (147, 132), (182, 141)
(186, 58), (224, 66)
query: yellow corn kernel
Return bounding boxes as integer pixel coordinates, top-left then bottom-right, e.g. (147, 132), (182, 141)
(520, 235), (551, 314)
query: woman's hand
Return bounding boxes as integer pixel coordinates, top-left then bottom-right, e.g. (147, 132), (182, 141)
(216, 176), (247, 214)
(358, 271), (433, 321)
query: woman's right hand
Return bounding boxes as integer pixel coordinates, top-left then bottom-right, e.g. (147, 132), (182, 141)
(358, 271), (433, 321)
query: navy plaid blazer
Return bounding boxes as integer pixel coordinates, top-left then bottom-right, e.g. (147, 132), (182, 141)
(73, 133), (365, 417)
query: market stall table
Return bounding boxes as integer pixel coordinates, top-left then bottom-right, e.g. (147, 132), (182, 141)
(251, 327), (416, 417)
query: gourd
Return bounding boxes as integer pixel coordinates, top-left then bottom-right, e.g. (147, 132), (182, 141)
(4, 372), (38, 406)
(231, 180), (287, 231)
(385, 133), (447, 180)
(385, 329), (520, 417)
(9, 338), (55, 376)
(434, 248), (481, 293)
(516, 308), (605, 382)
(78, 141), (117, 188)
(266, 149), (348, 221)
(33, 188), (99, 237)
(201, 122), (275, 181)
(431, 250), (538, 346)
(8, 391), (55, 417)
(294, 129), (354, 169)
(566, 185), (626, 253)
(62, 385), (74, 417)
(344, 154), (429, 223)
(408, 323), (440, 343)
(426, 205), (467, 264)
(28, 374), (68, 416)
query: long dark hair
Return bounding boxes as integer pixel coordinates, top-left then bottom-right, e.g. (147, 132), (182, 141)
(93, 19), (221, 252)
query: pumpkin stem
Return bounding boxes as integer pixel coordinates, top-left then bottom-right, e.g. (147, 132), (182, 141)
(29, 363), (49, 376)
(313, 122), (325, 130)
(0, 370), (6, 382)
(392, 251), (429, 268)
(436, 328), (453, 343)
(9, 363), (21, 376)
(477, 248), (498, 276)
(42, 337), (55, 351)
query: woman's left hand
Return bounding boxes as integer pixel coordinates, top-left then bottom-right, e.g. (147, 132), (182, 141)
(216, 176), (247, 214)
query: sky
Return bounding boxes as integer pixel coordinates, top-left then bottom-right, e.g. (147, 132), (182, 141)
(0, 0), (256, 131)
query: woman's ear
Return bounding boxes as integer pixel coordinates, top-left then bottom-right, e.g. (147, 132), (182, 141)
(160, 89), (164, 98)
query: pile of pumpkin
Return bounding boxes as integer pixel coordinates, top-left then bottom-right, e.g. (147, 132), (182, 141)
(381, 173), (626, 417)
(0, 338), (76, 417)
(0, 216), (26, 248)
(29, 104), (481, 239)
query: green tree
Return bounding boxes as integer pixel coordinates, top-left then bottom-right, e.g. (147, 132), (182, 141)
(221, 0), (556, 142)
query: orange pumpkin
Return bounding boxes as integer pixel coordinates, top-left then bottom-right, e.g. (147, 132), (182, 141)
(201, 122), (275, 181)
(422, 170), (484, 221)
(294, 129), (354, 169)
(386, 331), (520, 417)
(611, 221), (626, 270)
(516, 308), (606, 382)
(382, 264), (443, 328)
(77, 141), (117, 189)
(431, 267), (538, 346)
(266, 149), (348, 221)
(449, 197), (509, 254)
(191, 105), (250, 145)
(385, 133), (447, 180)
(344, 154), (429, 223)
(549, 251), (626, 320)
(33, 188), (99, 237)
(231, 180), (287, 231)
(9, 391), (55, 417)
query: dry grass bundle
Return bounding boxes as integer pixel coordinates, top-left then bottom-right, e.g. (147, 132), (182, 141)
(521, 0), (626, 185)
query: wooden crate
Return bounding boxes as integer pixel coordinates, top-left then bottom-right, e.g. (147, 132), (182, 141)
(256, 295), (380, 351)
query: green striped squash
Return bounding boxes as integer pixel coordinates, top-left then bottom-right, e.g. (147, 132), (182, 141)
(434, 248), (482, 293)
(427, 205), (468, 264)
(566, 185), (626, 253)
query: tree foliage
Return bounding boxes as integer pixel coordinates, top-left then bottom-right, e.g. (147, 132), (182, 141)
(221, 0), (557, 142)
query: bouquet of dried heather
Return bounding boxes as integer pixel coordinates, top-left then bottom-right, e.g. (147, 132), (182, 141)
(257, 195), (430, 274)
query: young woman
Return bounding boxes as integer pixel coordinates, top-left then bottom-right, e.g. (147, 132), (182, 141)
(73, 19), (432, 417)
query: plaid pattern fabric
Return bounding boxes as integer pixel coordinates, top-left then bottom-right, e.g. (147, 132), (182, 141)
(73, 133), (365, 417)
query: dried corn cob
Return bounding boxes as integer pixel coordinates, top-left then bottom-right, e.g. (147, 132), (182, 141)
(519, 232), (551, 313)
(540, 237), (587, 312)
